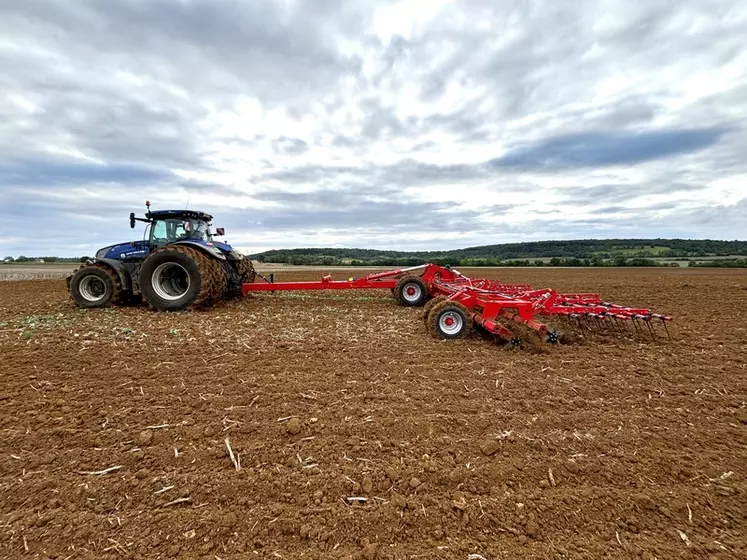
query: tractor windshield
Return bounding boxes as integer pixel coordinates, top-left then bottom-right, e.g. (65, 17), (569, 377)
(151, 218), (213, 247)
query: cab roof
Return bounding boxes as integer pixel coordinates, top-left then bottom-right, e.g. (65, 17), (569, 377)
(145, 209), (213, 222)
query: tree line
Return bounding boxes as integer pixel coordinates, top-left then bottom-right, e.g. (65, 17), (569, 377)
(251, 238), (747, 267)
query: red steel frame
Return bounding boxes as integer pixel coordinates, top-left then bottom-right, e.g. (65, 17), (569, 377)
(242, 263), (672, 343)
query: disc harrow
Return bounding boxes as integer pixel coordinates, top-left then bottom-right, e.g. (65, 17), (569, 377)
(242, 263), (672, 347)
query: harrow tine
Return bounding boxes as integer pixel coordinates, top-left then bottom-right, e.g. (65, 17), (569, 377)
(661, 319), (671, 339)
(645, 318), (656, 340)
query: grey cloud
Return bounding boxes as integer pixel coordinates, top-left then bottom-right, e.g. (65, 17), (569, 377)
(0, 159), (173, 187)
(490, 127), (729, 171)
(554, 183), (704, 205)
(203, 188), (492, 235)
(271, 137), (309, 156)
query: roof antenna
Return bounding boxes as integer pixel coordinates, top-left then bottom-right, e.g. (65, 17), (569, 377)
(185, 192), (191, 210)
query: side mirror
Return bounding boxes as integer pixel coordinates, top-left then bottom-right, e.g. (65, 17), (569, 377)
(130, 212), (136, 228)
(215, 227), (225, 236)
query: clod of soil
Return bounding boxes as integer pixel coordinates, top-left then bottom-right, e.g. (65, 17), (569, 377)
(137, 429), (153, 445)
(362, 475), (373, 494)
(479, 439), (501, 456)
(285, 417), (301, 434)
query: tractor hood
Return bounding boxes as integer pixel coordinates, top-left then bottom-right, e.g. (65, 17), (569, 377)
(208, 240), (233, 253)
(95, 239), (234, 261)
(97, 241), (150, 260)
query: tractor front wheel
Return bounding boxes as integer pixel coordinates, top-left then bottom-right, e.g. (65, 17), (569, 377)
(139, 246), (216, 310)
(68, 264), (121, 308)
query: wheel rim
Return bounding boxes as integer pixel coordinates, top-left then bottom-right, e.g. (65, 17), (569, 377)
(152, 263), (191, 301)
(79, 275), (107, 302)
(402, 282), (422, 303)
(439, 311), (464, 335)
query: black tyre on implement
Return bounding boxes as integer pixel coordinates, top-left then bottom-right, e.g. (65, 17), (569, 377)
(422, 295), (448, 325)
(139, 245), (219, 310)
(68, 263), (122, 308)
(394, 275), (429, 307)
(427, 300), (473, 339)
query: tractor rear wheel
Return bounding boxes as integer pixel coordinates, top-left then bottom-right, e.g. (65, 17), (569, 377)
(394, 275), (429, 307)
(68, 263), (122, 308)
(234, 255), (256, 284)
(139, 246), (217, 311)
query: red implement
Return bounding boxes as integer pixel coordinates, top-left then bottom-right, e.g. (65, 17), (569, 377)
(242, 263), (673, 347)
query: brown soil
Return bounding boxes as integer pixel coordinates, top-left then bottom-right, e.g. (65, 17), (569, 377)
(0, 267), (745, 559)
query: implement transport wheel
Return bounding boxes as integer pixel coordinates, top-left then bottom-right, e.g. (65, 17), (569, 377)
(423, 295), (447, 325)
(139, 246), (218, 311)
(394, 275), (429, 307)
(427, 301), (473, 340)
(68, 263), (122, 308)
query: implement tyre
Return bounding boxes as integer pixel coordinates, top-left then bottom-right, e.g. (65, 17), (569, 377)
(394, 275), (429, 307)
(139, 246), (215, 310)
(427, 301), (473, 340)
(68, 263), (122, 308)
(423, 295), (447, 325)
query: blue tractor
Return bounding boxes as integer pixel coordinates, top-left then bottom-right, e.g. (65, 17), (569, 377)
(66, 201), (256, 310)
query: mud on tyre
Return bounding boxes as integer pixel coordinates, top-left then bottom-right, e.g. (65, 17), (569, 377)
(68, 263), (122, 308)
(139, 245), (218, 310)
(426, 300), (473, 339)
(422, 295), (448, 325)
(234, 255), (256, 284)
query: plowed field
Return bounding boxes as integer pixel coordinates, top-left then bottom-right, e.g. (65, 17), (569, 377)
(1, 267), (745, 559)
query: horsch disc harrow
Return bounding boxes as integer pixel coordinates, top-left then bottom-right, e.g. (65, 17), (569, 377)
(242, 263), (673, 348)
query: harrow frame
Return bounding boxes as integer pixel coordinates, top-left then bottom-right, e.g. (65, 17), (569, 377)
(242, 263), (672, 346)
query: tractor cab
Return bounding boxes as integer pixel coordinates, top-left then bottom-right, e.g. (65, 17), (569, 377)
(146, 212), (216, 249)
(130, 202), (226, 250)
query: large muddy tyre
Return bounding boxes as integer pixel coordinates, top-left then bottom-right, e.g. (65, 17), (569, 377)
(139, 246), (216, 311)
(234, 256), (256, 284)
(171, 244), (227, 300)
(207, 257), (229, 298)
(394, 275), (429, 307)
(427, 301), (473, 340)
(68, 263), (122, 308)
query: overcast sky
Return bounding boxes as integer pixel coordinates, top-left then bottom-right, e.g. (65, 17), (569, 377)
(0, 0), (745, 257)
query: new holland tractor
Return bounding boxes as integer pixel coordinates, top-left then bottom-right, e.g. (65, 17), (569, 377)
(66, 202), (255, 310)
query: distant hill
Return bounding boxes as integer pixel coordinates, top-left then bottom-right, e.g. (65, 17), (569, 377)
(250, 238), (747, 268)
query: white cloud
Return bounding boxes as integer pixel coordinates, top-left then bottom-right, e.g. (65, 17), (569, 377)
(0, 0), (746, 257)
